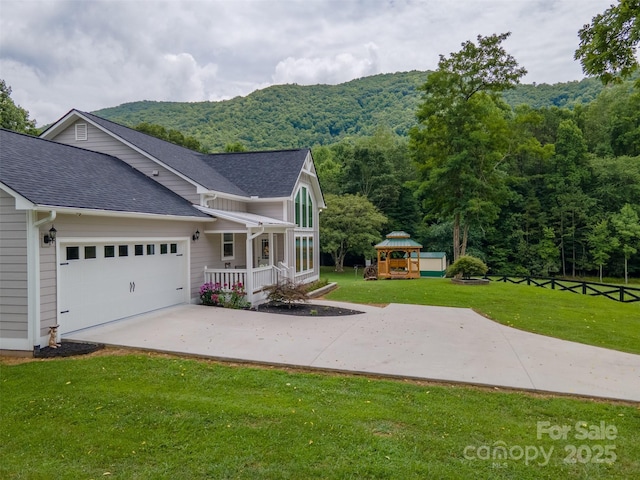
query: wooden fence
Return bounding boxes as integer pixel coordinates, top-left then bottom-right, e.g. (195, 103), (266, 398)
(483, 275), (640, 303)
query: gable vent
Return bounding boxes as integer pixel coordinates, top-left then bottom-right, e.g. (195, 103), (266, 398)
(75, 123), (88, 141)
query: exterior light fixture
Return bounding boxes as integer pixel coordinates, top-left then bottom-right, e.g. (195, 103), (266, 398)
(44, 225), (57, 245)
(192, 229), (200, 242)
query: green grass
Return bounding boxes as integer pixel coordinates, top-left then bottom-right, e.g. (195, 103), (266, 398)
(2, 355), (639, 479)
(321, 268), (640, 355)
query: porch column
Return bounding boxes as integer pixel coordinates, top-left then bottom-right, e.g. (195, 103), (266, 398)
(245, 231), (254, 304)
(268, 232), (274, 266)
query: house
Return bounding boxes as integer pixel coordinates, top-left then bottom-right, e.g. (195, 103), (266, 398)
(410, 252), (448, 277)
(0, 110), (325, 354)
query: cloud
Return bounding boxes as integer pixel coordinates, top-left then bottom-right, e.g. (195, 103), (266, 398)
(0, 0), (615, 125)
(272, 43), (379, 85)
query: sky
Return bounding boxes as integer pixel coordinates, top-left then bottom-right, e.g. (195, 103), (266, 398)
(0, 0), (614, 126)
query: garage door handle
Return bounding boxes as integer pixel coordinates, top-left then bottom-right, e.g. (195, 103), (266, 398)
(60, 310), (69, 314)
(176, 287), (183, 290)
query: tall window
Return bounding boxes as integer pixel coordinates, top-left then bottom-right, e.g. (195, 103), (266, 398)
(294, 185), (314, 273)
(295, 186), (313, 228)
(222, 232), (234, 259)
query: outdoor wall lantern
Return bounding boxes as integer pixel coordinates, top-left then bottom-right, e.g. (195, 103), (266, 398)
(44, 225), (57, 245)
(192, 229), (200, 242)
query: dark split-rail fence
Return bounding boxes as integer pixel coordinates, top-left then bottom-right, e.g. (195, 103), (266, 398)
(483, 275), (640, 303)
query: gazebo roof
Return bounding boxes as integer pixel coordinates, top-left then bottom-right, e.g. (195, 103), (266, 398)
(375, 231), (422, 249)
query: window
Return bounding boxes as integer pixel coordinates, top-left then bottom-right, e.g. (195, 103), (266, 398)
(135, 244), (144, 256)
(118, 245), (128, 257)
(147, 244), (155, 255)
(160, 244), (168, 254)
(294, 186), (313, 228)
(295, 234), (314, 273)
(84, 246), (96, 259)
(66, 246), (80, 261)
(104, 245), (115, 258)
(222, 233), (234, 259)
(170, 243), (177, 254)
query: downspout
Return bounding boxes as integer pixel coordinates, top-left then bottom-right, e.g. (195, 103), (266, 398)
(34, 210), (56, 227)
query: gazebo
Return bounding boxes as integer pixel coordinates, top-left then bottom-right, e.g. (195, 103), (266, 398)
(374, 231), (422, 279)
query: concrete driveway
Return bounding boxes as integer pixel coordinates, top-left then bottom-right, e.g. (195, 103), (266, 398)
(65, 301), (640, 402)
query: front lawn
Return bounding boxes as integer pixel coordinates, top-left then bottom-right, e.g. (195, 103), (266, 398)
(1, 355), (639, 479)
(320, 268), (640, 355)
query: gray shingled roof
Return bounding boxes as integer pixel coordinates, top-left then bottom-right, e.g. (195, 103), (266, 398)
(80, 111), (309, 198)
(0, 128), (210, 218)
(201, 150), (308, 198)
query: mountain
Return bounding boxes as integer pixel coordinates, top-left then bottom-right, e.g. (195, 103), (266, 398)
(93, 71), (604, 152)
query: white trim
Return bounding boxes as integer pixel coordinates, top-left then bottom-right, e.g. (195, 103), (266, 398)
(0, 183), (36, 210)
(28, 211), (41, 350)
(75, 123), (88, 141)
(221, 232), (235, 260)
(195, 205), (295, 228)
(0, 337), (31, 351)
(29, 204), (213, 222)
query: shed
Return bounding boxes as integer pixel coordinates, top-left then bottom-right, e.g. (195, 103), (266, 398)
(410, 252), (448, 277)
(374, 231), (422, 279)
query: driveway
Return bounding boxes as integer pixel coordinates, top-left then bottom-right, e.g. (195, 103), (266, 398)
(65, 301), (640, 402)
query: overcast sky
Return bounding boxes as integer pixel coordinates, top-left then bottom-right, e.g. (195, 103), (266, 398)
(1, 0), (613, 126)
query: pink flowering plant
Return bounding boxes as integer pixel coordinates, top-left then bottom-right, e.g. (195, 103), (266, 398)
(200, 282), (223, 306)
(200, 281), (249, 309)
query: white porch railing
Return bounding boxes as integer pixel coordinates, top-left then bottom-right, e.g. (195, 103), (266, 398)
(204, 268), (247, 290)
(204, 265), (286, 298)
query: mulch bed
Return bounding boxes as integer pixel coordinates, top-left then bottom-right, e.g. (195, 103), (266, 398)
(34, 341), (104, 358)
(253, 301), (364, 317)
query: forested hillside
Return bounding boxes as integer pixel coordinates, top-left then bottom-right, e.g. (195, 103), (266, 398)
(93, 71), (638, 279)
(93, 71), (604, 152)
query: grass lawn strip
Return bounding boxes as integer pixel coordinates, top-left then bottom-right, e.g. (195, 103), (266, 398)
(1, 355), (639, 479)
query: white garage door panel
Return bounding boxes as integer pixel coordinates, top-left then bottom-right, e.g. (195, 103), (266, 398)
(59, 241), (187, 334)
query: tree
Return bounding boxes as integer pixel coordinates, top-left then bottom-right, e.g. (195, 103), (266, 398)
(537, 227), (560, 276)
(575, 0), (640, 85)
(587, 219), (620, 282)
(320, 194), (387, 272)
(611, 203), (640, 283)
(134, 122), (205, 152)
(0, 80), (38, 134)
(410, 33), (527, 261)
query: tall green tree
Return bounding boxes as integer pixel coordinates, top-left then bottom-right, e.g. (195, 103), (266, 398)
(320, 194), (387, 272)
(410, 33), (527, 261)
(0, 80), (38, 134)
(587, 219), (620, 281)
(575, 0), (640, 85)
(611, 203), (640, 283)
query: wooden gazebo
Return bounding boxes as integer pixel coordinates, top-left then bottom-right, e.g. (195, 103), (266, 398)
(374, 231), (422, 279)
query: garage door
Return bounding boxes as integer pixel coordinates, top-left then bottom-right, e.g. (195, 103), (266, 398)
(58, 240), (188, 334)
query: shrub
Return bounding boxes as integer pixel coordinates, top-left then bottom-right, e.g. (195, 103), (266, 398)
(446, 255), (488, 279)
(263, 281), (309, 307)
(200, 282), (223, 306)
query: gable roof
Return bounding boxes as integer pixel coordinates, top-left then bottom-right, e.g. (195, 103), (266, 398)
(44, 110), (311, 199)
(0, 128), (210, 219)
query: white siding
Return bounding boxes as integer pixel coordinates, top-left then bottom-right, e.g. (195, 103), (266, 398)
(248, 201), (285, 221)
(0, 191), (28, 339)
(53, 120), (200, 204)
(208, 197), (246, 212)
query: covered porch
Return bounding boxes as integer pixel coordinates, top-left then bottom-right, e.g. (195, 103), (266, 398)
(196, 207), (295, 305)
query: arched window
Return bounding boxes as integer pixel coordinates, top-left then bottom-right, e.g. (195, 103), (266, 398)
(295, 186), (313, 229)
